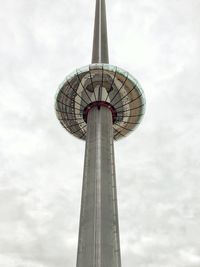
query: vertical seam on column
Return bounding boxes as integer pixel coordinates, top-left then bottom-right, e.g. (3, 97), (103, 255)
(97, 107), (102, 267)
(99, 0), (102, 62)
(93, 107), (102, 267)
(93, 108), (97, 267)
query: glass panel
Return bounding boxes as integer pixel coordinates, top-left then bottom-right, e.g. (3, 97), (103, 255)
(102, 64), (117, 73)
(89, 63), (103, 71)
(76, 65), (90, 75)
(116, 66), (128, 77)
(128, 73), (144, 95)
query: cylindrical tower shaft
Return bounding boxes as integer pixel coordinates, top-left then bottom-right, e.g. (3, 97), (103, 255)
(77, 1), (121, 266)
(92, 0), (109, 63)
(77, 106), (121, 267)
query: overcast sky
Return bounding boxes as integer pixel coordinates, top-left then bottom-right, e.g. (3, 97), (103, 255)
(0, 0), (200, 266)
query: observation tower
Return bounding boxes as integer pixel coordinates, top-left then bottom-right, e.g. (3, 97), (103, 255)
(55, 0), (145, 266)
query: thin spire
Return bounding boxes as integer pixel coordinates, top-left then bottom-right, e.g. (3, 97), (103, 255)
(92, 0), (109, 64)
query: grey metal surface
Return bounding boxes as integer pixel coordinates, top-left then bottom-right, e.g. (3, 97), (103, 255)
(92, 0), (109, 63)
(76, 106), (121, 267)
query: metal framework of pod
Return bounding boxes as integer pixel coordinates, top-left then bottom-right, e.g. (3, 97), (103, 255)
(55, 64), (145, 140)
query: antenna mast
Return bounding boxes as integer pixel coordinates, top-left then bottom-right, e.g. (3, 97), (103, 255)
(92, 0), (109, 63)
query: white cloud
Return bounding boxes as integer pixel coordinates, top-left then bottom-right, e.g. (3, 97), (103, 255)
(0, 0), (200, 266)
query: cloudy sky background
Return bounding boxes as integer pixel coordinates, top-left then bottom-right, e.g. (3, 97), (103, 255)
(0, 0), (200, 266)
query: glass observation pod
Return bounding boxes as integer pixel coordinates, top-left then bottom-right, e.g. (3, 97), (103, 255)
(55, 64), (146, 140)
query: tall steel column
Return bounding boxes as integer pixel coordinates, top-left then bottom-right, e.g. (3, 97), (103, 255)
(77, 1), (121, 266)
(77, 106), (121, 267)
(55, 0), (146, 266)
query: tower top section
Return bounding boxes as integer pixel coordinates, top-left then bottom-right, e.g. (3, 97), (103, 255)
(92, 0), (109, 63)
(55, 0), (146, 140)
